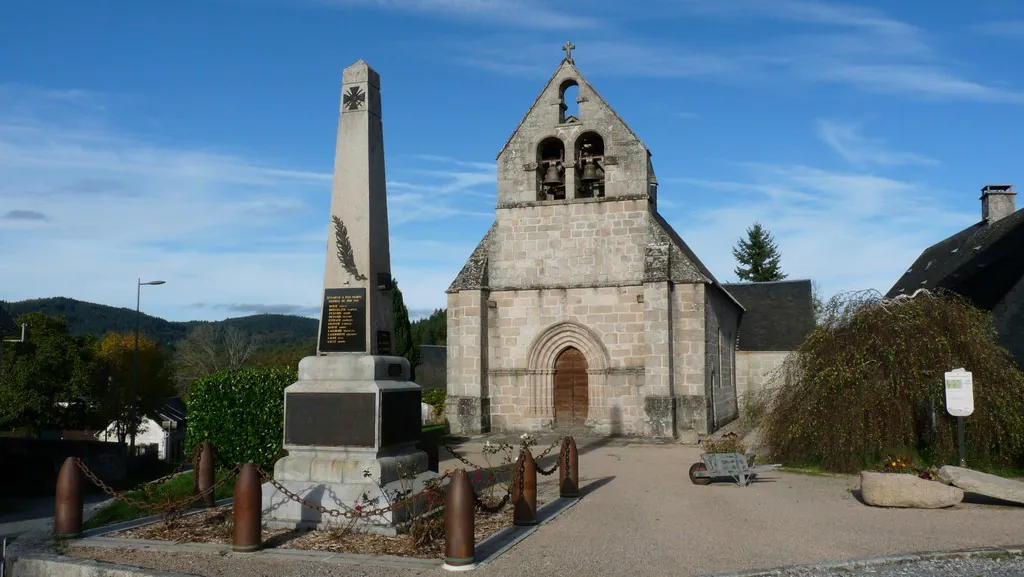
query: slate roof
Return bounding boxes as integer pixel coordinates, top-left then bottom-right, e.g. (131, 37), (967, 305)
(722, 280), (815, 351)
(147, 397), (187, 425)
(886, 207), (1024, 307)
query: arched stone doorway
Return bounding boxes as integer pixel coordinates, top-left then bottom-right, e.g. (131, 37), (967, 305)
(554, 347), (588, 428)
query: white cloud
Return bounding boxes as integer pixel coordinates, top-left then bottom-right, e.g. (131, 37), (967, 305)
(662, 163), (976, 300)
(448, 1), (1024, 103)
(311, 0), (602, 30)
(816, 119), (939, 167)
(0, 85), (492, 322)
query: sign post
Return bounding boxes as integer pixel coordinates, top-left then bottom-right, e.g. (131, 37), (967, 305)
(944, 368), (974, 467)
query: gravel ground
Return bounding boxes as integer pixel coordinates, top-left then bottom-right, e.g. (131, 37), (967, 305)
(773, 554), (1024, 576)
(60, 435), (1024, 577)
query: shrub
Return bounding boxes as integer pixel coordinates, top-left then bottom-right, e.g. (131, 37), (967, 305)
(763, 289), (1024, 473)
(421, 388), (446, 420)
(185, 367), (295, 471)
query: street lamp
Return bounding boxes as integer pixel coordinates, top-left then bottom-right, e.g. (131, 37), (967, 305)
(129, 279), (166, 461)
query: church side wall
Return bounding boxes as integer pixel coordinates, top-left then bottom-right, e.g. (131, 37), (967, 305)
(671, 283), (707, 440)
(486, 286), (648, 435)
(488, 200), (649, 290)
(735, 351), (790, 413)
(445, 290), (490, 434)
(705, 288), (740, 430)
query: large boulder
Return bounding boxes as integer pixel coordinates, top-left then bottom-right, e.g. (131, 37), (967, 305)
(860, 471), (964, 508)
(938, 466), (1024, 505)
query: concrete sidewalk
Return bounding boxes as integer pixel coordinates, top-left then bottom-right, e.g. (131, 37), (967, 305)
(56, 437), (1024, 576)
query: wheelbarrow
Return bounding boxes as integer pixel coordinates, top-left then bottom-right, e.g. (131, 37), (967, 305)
(688, 452), (781, 486)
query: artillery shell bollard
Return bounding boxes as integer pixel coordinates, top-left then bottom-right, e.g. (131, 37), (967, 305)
(558, 436), (580, 498)
(196, 441), (215, 508)
(443, 469), (476, 571)
(232, 463), (262, 553)
(513, 448), (537, 526)
(54, 457), (83, 538)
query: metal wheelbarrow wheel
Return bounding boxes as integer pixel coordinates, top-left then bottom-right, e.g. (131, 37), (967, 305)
(688, 462), (711, 485)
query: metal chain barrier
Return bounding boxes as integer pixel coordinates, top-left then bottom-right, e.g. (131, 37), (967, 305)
(472, 454), (522, 514)
(439, 438), (488, 470)
(73, 457), (239, 520)
(255, 464), (452, 520)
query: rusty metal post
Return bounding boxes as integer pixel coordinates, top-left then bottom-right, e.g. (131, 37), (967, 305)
(54, 457), (83, 538)
(443, 469), (476, 570)
(196, 441), (215, 507)
(232, 463), (261, 552)
(513, 448), (537, 526)
(558, 436), (580, 498)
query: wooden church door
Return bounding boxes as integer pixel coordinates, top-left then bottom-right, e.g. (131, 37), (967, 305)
(553, 347), (588, 428)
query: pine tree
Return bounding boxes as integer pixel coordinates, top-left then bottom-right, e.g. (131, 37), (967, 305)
(732, 222), (788, 282)
(391, 279), (420, 379)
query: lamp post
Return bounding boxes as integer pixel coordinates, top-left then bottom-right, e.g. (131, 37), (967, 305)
(129, 279), (165, 461)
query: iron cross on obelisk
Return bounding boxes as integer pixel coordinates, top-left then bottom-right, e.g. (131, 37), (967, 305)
(562, 41), (575, 63)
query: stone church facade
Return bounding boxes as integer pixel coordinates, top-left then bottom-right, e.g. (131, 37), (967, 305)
(444, 49), (795, 439)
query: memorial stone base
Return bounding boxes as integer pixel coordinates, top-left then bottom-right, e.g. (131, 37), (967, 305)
(261, 354), (439, 535)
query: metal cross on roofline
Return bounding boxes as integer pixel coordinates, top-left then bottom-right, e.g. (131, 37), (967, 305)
(562, 41), (575, 63)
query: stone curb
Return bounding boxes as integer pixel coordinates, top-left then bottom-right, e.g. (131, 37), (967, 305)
(696, 545), (1024, 576)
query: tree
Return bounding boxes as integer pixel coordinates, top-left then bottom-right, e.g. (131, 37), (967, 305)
(246, 342), (314, 371)
(94, 332), (175, 444)
(732, 222), (787, 282)
(172, 324), (255, 394)
(0, 312), (98, 435)
(411, 309), (447, 347)
(812, 281), (826, 326)
(392, 279), (420, 379)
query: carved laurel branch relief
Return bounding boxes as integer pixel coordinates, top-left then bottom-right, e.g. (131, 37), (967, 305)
(332, 215), (366, 281)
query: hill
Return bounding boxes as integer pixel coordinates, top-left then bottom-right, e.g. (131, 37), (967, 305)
(3, 297), (317, 349)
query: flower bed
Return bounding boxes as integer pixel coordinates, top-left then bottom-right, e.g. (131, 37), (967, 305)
(103, 495), (542, 559)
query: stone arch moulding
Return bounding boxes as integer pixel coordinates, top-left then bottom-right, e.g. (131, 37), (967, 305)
(525, 321), (610, 417)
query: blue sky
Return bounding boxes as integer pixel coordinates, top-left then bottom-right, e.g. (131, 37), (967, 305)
(1, 0), (1022, 322)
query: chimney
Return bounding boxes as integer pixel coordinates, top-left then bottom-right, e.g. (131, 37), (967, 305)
(980, 184), (1016, 224)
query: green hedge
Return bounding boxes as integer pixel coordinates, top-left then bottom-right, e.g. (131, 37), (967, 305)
(185, 367), (295, 471)
(422, 388), (446, 420)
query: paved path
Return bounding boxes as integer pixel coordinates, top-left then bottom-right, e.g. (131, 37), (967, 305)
(64, 436), (1024, 576)
(0, 493), (110, 540)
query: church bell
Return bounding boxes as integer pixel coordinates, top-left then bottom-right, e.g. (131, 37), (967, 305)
(580, 161), (599, 183)
(543, 163), (563, 186)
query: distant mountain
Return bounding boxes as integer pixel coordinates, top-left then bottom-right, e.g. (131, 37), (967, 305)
(3, 297), (318, 349)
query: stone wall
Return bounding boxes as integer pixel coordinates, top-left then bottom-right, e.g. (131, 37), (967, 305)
(445, 290), (490, 434)
(488, 200), (649, 290)
(486, 285), (647, 435)
(706, 287), (740, 428)
(445, 281), (715, 438)
(736, 350), (791, 412)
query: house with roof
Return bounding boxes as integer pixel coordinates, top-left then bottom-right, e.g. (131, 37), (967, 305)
(886, 184), (1024, 369)
(96, 397), (188, 461)
(722, 280), (816, 408)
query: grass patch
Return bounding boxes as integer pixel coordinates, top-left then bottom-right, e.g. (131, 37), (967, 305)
(421, 422), (446, 436)
(84, 470), (235, 530)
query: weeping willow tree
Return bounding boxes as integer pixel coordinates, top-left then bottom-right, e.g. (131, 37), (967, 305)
(763, 288), (1024, 473)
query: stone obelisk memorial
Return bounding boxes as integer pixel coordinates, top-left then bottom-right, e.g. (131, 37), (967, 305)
(262, 60), (434, 532)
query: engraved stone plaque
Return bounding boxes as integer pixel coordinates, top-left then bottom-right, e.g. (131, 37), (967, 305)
(285, 392), (376, 447)
(380, 390), (422, 447)
(318, 288), (367, 353)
